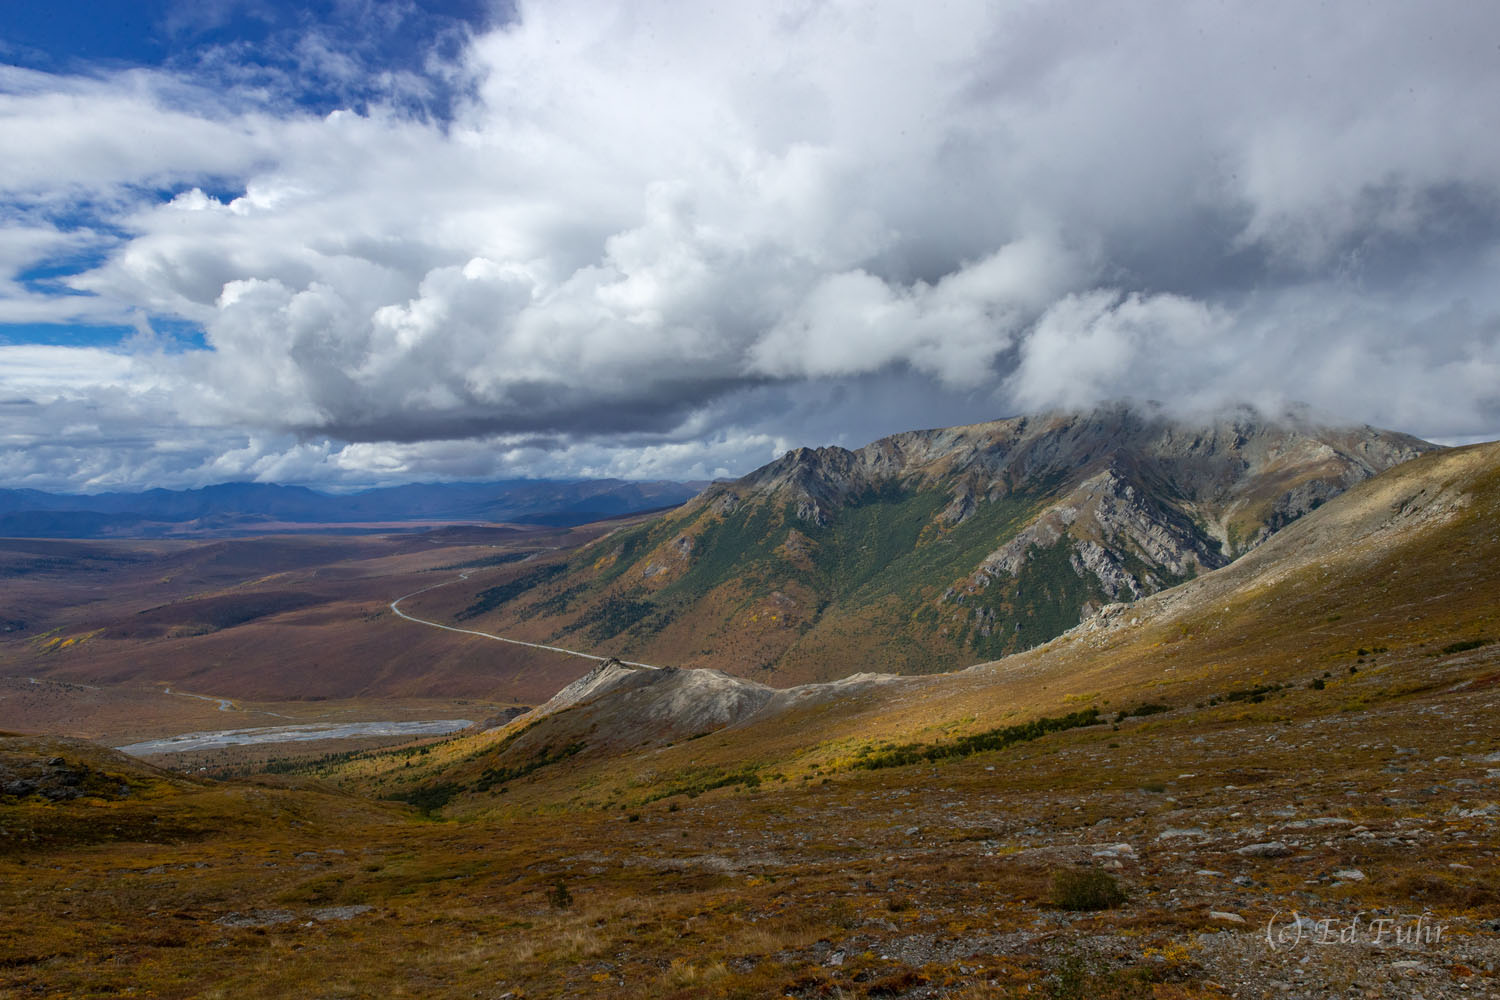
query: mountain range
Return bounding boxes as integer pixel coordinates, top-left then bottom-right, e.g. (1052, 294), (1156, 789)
(428, 403), (1433, 682)
(0, 478), (702, 538)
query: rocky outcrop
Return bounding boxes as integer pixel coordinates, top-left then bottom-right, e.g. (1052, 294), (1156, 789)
(967, 463), (1230, 602)
(514, 658), (776, 748)
(508, 657), (907, 754)
(715, 404), (1433, 623)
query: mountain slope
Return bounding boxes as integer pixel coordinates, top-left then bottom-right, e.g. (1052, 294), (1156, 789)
(431, 404), (1432, 682)
(364, 438), (1500, 820)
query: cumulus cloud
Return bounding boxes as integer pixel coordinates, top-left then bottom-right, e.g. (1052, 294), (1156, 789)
(1, 0), (1499, 489)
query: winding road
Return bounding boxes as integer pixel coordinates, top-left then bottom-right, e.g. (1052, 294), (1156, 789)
(389, 571), (660, 670)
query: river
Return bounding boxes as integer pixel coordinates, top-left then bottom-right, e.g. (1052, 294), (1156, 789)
(115, 719), (473, 756)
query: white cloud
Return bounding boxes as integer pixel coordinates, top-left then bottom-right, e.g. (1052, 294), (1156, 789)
(1, 0), (1499, 489)
(751, 237), (1081, 386)
(0, 344), (138, 394)
(1007, 292), (1231, 412)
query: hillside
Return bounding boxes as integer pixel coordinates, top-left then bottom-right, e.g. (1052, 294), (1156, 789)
(367, 439), (1500, 814)
(5, 441), (1498, 998)
(420, 403), (1432, 682)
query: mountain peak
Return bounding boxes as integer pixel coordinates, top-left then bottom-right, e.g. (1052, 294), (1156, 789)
(457, 405), (1435, 682)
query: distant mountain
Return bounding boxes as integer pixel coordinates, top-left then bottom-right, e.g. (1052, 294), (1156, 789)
(0, 479), (702, 538)
(442, 404), (1435, 681)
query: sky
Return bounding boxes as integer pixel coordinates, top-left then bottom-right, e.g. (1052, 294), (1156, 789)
(1, 1), (1498, 491)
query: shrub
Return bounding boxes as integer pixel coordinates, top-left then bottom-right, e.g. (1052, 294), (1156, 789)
(1051, 868), (1127, 910)
(1114, 702), (1170, 722)
(1046, 954), (1091, 1000)
(824, 899), (858, 929)
(547, 880), (573, 909)
(849, 707), (1102, 771)
(390, 782), (459, 815)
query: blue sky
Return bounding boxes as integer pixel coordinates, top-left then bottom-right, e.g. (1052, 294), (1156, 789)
(1, 0), (500, 353)
(1, 1), (499, 105)
(1, 2), (1499, 491)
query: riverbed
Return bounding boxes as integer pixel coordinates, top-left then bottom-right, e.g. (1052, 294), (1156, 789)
(115, 719), (473, 756)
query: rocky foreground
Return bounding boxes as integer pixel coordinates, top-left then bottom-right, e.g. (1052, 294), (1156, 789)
(3, 662), (1497, 998)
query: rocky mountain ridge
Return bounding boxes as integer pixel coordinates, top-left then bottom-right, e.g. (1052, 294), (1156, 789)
(443, 403), (1434, 679)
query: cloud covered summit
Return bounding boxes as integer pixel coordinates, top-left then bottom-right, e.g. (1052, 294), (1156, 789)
(2, 1), (1498, 489)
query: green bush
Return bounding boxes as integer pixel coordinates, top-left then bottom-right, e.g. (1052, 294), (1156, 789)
(1051, 868), (1127, 910)
(1114, 702), (1169, 722)
(578, 593), (657, 640)
(390, 782), (460, 816)
(850, 707), (1102, 771)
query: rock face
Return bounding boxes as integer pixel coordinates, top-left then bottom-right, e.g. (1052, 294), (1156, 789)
(521, 658), (777, 742)
(707, 403), (1430, 636)
(504, 657), (900, 754)
(0, 750), (134, 802)
(725, 403), (1430, 600)
(463, 402), (1434, 678)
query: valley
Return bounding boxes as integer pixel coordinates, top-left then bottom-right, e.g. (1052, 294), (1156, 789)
(1, 413), (1496, 998)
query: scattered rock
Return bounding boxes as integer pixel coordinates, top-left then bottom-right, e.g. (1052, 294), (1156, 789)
(1332, 869), (1366, 881)
(1091, 842), (1136, 858)
(1236, 841), (1293, 858)
(1209, 911), (1246, 924)
(310, 905), (372, 922)
(1280, 816), (1353, 829)
(215, 909), (296, 928)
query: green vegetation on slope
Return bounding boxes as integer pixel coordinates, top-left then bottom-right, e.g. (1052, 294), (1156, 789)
(456, 564), (567, 620)
(848, 707), (1103, 770)
(473, 481), (1103, 672)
